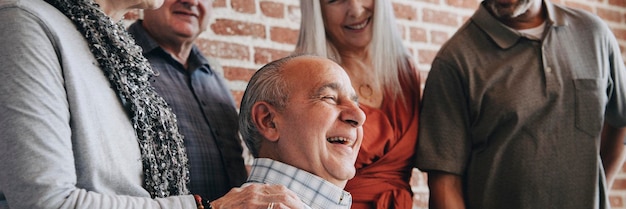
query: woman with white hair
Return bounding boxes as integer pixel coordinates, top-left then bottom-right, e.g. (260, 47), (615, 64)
(294, 0), (421, 208)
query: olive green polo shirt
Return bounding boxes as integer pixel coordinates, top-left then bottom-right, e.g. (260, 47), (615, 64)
(416, 1), (626, 208)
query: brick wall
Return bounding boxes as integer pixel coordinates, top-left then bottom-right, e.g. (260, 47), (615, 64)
(128, 0), (626, 208)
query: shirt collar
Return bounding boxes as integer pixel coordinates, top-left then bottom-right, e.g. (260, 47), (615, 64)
(247, 158), (352, 209)
(472, 0), (567, 49)
(127, 20), (213, 74)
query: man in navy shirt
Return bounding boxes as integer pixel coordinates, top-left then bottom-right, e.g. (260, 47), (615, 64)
(127, 0), (246, 202)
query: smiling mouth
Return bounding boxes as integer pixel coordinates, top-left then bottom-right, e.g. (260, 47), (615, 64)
(345, 18), (370, 30)
(327, 137), (356, 147)
(174, 11), (197, 17)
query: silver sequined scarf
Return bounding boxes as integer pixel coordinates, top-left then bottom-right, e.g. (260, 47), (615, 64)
(43, 0), (190, 198)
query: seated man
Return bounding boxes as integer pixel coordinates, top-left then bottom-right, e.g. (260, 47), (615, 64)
(238, 55), (367, 209)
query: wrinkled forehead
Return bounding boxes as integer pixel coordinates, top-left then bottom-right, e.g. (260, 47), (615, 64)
(282, 57), (355, 99)
(283, 57), (350, 87)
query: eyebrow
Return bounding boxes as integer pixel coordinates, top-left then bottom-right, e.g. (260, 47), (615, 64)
(314, 83), (359, 103)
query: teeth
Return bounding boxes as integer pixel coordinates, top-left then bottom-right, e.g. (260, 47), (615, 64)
(347, 19), (368, 30)
(327, 137), (355, 146)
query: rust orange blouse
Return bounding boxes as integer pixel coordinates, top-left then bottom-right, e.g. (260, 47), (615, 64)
(345, 71), (420, 209)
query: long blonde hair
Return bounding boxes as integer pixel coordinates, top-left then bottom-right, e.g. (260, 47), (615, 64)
(294, 0), (417, 102)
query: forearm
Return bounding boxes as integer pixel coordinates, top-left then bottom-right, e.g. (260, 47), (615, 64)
(427, 171), (466, 209)
(600, 121), (626, 188)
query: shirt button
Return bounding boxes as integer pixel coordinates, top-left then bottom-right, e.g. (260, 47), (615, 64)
(545, 67), (552, 73)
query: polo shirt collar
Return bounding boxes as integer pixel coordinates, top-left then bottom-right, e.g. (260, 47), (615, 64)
(472, 0), (567, 49)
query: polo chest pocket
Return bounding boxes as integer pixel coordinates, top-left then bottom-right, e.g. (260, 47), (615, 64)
(573, 78), (605, 137)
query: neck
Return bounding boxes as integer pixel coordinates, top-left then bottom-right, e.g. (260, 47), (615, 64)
(338, 50), (371, 71)
(338, 47), (368, 63)
(161, 43), (194, 68)
(341, 58), (375, 84)
(500, 1), (546, 29)
(333, 179), (348, 188)
(141, 23), (195, 69)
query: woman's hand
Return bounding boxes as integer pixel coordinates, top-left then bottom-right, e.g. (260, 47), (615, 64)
(210, 183), (305, 209)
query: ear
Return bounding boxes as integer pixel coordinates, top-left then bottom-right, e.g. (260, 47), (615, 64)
(251, 102), (280, 142)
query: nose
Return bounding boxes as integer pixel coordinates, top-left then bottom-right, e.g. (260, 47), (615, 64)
(346, 0), (365, 18)
(341, 101), (366, 128)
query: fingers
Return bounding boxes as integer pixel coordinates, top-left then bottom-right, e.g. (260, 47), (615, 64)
(267, 202), (275, 209)
(263, 186), (302, 209)
(251, 184), (303, 209)
(210, 183), (305, 209)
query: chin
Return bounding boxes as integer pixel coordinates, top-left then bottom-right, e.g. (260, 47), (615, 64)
(343, 169), (356, 180)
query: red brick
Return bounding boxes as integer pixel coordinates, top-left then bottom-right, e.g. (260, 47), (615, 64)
(392, 2), (417, 20)
(410, 169), (428, 187)
(612, 28), (626, 41)
(213, 0), (226, 8)
(461, 13), (472, 23)
(211, 19), (266, 38)
(410, 169), (429, 208)
(254, 47), (291, 65)
(597, 7), (622, 23)
(270, 27), (299, 44)
(260, 1), (284, 18)
(431, 30), (450, 45)
(410, 27), (428, 42)
(564, 1), (593, 12)
(287, 5), (302, 23)
(611, 195), (624, 208)
(422, 8), (460, 27)
(223, 66), (256, 82)
(609, 0), (626, 7)
(231, 0), (256, 14)
(231, 90), (245, 108)
(418, 49), (439, 66)
(196, 39), (250, 60)
(414, 0), (439, 4)
(446, 0), (480, 9)
(413, 191), (429, 208)
(613, 178), (626, 190)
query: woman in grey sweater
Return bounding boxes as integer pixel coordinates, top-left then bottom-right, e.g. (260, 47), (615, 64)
(0, 0), (301, 208)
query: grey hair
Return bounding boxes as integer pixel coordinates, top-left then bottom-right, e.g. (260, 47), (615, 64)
(295, 0), (416, 102)
(239, 55), (299, 157)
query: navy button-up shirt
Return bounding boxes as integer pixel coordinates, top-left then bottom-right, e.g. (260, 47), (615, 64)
(128, 21), (247, 201)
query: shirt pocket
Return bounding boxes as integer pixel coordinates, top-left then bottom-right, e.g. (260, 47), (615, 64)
(573, 78), (604, 137)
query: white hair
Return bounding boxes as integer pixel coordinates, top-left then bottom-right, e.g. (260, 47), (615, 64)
(294, 0), (416, 102)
